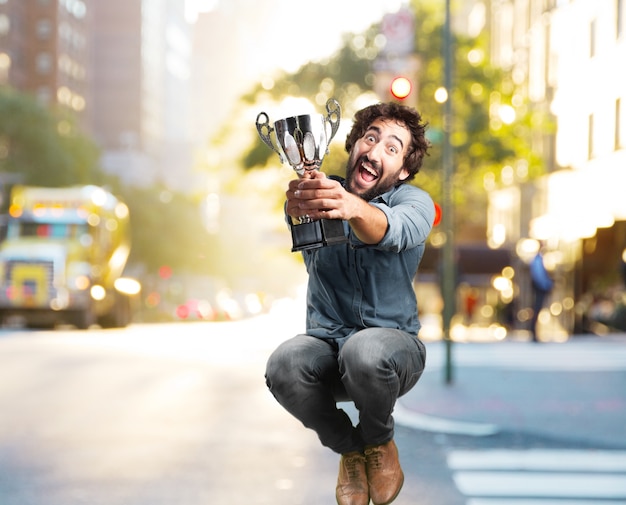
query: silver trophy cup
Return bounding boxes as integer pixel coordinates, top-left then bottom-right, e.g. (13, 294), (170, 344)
(256, 98), (348, 252)
(256, 98), (341, 175)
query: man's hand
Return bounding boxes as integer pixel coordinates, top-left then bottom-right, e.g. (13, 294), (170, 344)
(285, 171), (388, 244)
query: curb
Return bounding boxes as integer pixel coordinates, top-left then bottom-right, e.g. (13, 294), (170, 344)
(394, 401), (500, 437)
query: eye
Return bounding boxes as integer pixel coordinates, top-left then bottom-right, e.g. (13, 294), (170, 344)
(388, 145), (399, 155)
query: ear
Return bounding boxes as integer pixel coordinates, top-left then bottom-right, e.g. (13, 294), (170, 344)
(399, 167), (410, 181)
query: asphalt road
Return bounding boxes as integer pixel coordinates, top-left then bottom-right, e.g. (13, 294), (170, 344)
(0, 312), (625, 505)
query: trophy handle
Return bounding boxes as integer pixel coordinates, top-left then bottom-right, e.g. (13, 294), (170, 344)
(256, 112), (284, 163)
(325, 98), (341, 146)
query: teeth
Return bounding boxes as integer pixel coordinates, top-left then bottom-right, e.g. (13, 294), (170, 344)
(361, 163), (377, 178)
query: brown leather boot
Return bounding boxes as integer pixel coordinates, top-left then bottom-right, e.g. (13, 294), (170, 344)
(336, 451), (369, 505)
(365, 440), (404, 505)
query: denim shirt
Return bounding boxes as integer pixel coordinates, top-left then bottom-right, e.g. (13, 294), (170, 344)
(299, 182), (435, 347)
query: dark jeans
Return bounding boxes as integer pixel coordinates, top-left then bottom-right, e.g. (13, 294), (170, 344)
(530, 288), (549, 341)
(265, 328), (426, 454)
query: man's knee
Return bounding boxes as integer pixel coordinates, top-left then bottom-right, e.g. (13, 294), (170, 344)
(341, 329), (389, 364)
(265, 336), (322, 389)
(265, 342), (300, 388)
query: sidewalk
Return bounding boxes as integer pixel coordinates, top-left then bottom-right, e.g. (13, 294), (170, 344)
(397, 334), (626, 447)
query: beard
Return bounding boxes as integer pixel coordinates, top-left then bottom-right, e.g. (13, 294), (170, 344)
(344, 155), (405, 202)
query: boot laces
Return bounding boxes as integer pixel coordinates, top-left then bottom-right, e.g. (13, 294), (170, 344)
(344, 454), (365, 480)
(365, 446), (383, 470)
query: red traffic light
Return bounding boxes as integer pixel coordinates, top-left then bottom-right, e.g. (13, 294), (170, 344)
(433, 202), (442, 226)
(390, 76), (412, 100)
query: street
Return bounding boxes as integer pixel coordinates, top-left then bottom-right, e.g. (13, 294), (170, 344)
(0, 309), (625, 505)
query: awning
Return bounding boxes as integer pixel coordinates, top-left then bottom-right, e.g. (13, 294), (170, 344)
(421, 244), (512, 278)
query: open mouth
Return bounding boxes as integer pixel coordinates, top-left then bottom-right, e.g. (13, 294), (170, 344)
(359, 161), (379, 183)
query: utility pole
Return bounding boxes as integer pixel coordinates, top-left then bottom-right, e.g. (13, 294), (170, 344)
(442, 0), (455, 385)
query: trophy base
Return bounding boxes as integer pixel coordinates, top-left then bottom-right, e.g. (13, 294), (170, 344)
(291, 219), (348, 252)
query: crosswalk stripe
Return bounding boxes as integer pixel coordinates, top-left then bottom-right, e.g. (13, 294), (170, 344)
(448, 449), (626, 502)
(448, 449), (626, 472)
(426, 343), (626, 371)
(467, 500), (623, 505)
(453, 472), (626, 498)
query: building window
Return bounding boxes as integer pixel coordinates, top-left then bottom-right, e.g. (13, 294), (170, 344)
(617, 98), (623, 150)
(37, 86), (52, 105)
(0, 52), (10, 84)
(590, 19), (596, 58)
(36, 19), (53, 40)
(588, 113), (594, 159)
(0, 14), (9, 36)
(544, 0), (557, 11)
(35, 52), (53, 74)
(60, 0), (87, 19)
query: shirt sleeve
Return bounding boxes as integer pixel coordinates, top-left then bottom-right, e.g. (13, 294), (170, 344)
(367, 185), (435, 252)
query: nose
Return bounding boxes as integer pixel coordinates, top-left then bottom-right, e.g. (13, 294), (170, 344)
(367, 141), (384, 164)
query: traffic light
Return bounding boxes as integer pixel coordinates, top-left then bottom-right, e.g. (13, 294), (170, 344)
(433, 202), (442, 226)
(390, 76), (412, 100)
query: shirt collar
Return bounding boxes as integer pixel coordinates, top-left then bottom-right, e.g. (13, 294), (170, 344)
(371, 184), (401, 205)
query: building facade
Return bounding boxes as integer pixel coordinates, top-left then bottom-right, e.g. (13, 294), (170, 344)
(0, 0), (91, 126)
(0, 0), (195, 191)
(488, 0), (626, 336)
(92, 0), (194, 190)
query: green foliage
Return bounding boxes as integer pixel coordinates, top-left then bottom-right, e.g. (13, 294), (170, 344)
(0, 88), (215, 278)
(242, 136), (273, 171)
(233, 1), (552, 234)
(407, 0), (552, 228)
(113, 184), (216, 276)
(0, 87), (102, 186)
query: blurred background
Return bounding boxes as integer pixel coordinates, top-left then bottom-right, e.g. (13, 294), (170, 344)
(0, 0), (624, 340)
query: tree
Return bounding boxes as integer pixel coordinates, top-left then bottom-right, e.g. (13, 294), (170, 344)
(236, 0), (551, 235)
(0, 87), (102, 186)
(113, 184), (217, 276)
(411, 1), (550, 229)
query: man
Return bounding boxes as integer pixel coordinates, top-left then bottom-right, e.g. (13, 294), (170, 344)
(265, 102), (434, 505)
(529, 246), (553, 342)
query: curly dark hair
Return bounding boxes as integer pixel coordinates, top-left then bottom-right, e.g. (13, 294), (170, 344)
(344, 102), (429, 182)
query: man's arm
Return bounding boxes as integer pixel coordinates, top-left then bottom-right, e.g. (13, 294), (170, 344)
(343, 198), (388, 244)
(285, 171), (388, 244)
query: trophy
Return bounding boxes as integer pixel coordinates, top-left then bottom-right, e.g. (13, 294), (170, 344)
(256, 98), (348, 252)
